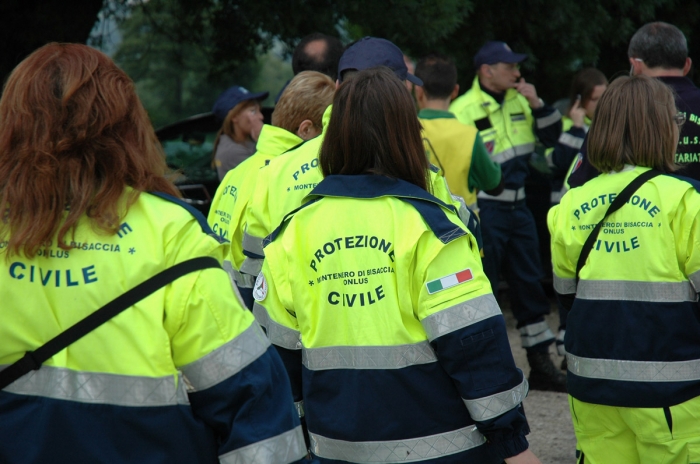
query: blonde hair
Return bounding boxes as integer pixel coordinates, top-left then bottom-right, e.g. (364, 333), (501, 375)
(272, 71), (335, 134)
(588, 75), (678, 173)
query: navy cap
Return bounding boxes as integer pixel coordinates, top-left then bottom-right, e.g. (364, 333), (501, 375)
(473, 41), (527, 68)
(338, 37), (423, 85)
(212, 86), (269, 122)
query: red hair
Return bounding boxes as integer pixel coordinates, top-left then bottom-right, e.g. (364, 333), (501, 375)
(0, 43), (179, 258)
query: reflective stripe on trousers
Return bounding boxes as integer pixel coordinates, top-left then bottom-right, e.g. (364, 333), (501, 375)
(309, 425), (486, 462)
(219, 425), (307, 464)
(567, 354), (700, 382)
(519, 321), (555, 348)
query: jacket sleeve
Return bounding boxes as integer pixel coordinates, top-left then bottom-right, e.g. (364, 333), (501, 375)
(164, 221), (305, 464)
(551, 125), (586, 176)
(468, 133), (503, 194)
(547, 203), (577, 313)
(239, 166), (271, 287)
(413, 231), (530, 461)
(531, 103), (562, 149)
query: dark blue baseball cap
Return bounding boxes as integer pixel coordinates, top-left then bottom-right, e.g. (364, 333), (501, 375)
(473, 41), (527, 68)
(212, 86), (269, 122)
(338, 37), (423, 85)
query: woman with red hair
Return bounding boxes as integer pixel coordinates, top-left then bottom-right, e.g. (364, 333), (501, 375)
(0, 43), (304, 463)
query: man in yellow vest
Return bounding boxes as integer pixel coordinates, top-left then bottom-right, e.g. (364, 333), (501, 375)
(450, 41), (565, 391)
(415, 53), (503, 213)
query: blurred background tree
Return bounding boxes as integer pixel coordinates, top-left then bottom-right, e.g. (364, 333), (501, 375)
(3, 0), (700, 128)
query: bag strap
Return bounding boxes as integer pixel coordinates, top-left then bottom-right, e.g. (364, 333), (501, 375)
(0, 256), (221, 390)
(575, 169), (661, 282)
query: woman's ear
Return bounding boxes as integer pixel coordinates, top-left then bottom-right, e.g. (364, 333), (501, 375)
(296, 119), (318, 140)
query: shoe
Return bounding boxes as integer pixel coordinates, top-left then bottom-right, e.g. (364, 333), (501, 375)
(527, 351), (567, 393)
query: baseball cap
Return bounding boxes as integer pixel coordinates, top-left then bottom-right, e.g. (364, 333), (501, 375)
(338, 37), (423, 85)
(212, 86), (269, 122)
(473, 41), (527, 68)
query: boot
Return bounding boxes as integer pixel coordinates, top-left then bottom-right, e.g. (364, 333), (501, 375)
(527, 351), (567, 393)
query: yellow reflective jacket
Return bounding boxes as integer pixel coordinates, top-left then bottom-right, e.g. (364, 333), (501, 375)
(0, 190), (304, 463)
(208, 124), (302, 305)
(253, 174), (530, 463)
(548, 166), (700, 408)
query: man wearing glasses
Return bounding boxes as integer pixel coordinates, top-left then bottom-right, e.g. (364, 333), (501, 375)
(450, 41), (565, 392)
(569, 22), (700, 187)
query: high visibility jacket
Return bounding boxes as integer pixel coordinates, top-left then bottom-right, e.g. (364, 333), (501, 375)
(0, 190), (305, 463)
(241, 105), (481, 279)
(449, 77), (561, 201)
(547, 116), (588, 204)
(208, 124), (302, 306)
(253, 174), (530, 463)
(548, 166), (700, 408)
(419, 108), (502, 211)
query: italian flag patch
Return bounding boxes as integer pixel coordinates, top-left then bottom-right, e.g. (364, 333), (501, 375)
(426, 269), (473, 294)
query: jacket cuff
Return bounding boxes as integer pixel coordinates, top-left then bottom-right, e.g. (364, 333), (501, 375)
(490, 434), (530, 461)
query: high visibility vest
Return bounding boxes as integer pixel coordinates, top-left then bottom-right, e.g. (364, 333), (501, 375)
(450, 77), (561, 194)
(0, 190), (304, 463)
(254, 174), (529, 463)
(548, 166), (700, 408)
(208, 124), (302, 291)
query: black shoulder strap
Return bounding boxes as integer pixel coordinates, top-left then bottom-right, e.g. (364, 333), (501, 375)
(0, 256), (220, 390)
(575, 170), (661, 282)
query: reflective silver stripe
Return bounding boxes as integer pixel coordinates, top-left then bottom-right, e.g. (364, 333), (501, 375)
(490, 143), (536, 165)
(567, 354), (700, 382)
(220, 425), (307, 464)
(0, 364), (189, 406)
(421, 294), (502, 341)
(240, 257), (263, 277)
(180, 323), (270, 391)
(295, 400), (305, 418)
(519, 321), (555, 348)
(253, 302), (301, 350)
(462, 378), (528, 421)
(302, 341), (437, 371)
(553, 274), (576, 294)
(689, 270), (700, 293)
(478, 187), (525, 202)
(450, 194), (473, 228)
(223, 261), (256, 288)
(556, 329), (566, 356)
(310, 425), (486, 462)
(242, 231), (265, 257)
(557, 132), (584, 149)
(576, 280), (697, 302)
(536, 109), (562, 129)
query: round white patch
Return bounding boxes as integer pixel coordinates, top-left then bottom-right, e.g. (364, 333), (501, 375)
(253, 272), (268, 302)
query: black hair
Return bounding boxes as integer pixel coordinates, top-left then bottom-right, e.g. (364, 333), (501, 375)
(415, 53), (457, 99)
(292, 33), (344, 81)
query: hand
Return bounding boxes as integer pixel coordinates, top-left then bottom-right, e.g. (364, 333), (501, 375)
(514, 78), (541, 109)
(504, 449), (542, 464)
(568, 98), (586, 128)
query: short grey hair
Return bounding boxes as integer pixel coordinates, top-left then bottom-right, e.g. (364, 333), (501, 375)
(628, 22), (688, 70)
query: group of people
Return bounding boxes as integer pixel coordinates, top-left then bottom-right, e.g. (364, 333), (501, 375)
(2, 18), (700, 464)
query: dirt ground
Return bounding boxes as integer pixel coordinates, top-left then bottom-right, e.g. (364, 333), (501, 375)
(502, 295), (578, 464)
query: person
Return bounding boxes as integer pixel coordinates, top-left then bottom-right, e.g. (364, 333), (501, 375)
(415, 53), (504, 213)
(240, 37), (480, 300)
(0, 43), (305, 463)
(211, 85), (268, 180)
(255, 66), (540, 464)
(449, 41), (565, 391)
(549, 74), (700, 464)
(275, 33), (344, 102)
(208, 71), (335, 309)
(569, 21), (700, 188)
